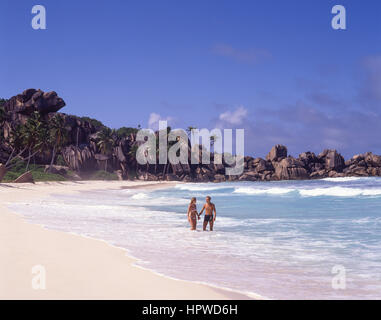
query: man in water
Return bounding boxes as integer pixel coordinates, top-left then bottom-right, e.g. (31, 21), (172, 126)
(199, 196), (217, 231)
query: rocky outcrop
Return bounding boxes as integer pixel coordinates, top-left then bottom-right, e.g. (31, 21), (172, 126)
(298, 152), (322, 172)
(61, 114), (98, 146)
(343, 152), (381, 177)
(239, 146), (381, 182)
(62, 145), (96, 172)
(44, 165), (69, 175)
(2, 89), (98, 149)
(3, 89), (65, 139)
(273, 157), (309, 180)
(13, 171), (34, 183)
(266, 144), (287, 162)
(4, 89), (65, 115)
(318, 149), (345, 172)
(240, 157), (274, 181)
(2, 89), (381, 183)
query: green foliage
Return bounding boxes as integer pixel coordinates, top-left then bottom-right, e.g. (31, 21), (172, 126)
(1, 171), (19, 182)
(7, 158), (26, 172)
(50, 115), (69, 148)
(2, 159), (66, 182)
(55, 154), (67, 166)
(0, 109), (4, 140)
(88, 170), (118, 181)
(0, 106), (4, 122)
(127, 170), (137, 180)
(116, 126), (138, 138)
(0, 98), (6, 109)
(128, 144), (139, 158)
(0, 98), (7, 129)
(21, 112), (49, 151)
(4, 112), (71, 169)
(8, 125), (24, 150)
(186, 126), (197, 137)
(31, 170), (66, 182)
(80, 116), (107, 130)
(210, 134), (219, 147)
(48, 114), (70, 166)
(96, 127), (116, 155)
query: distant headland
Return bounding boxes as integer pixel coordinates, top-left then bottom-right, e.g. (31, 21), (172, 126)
(1, 89), (381, 183)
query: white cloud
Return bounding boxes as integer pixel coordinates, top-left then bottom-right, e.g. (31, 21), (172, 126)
(148, 112), (173, 130)
(219, 106), (248, 125)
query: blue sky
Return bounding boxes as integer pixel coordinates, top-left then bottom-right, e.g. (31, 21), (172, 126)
(1, 0), (380, 158)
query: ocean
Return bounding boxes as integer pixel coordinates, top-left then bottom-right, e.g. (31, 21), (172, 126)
(9, 177), (381, 299)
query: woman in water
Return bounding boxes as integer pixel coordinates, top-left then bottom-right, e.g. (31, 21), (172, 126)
(187, 197), (199, 230)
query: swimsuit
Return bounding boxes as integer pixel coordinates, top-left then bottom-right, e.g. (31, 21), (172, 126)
(204, 214), (213, 222)
(189, 203), (197, 220)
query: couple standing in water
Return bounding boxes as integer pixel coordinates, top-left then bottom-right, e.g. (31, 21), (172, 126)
(187, 196), (217, 231)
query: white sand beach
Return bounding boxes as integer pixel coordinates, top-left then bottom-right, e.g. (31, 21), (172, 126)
(0, 181), (248, 300)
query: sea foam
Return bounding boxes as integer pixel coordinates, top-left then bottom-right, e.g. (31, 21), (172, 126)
(299, 186), (381, 197)
(174, 184), (231, 192)
(322, 177), (363, 182)
(232, 185), (381, 198)
(233, 187), (295, 195)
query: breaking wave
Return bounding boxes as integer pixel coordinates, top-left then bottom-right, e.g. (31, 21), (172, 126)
(299, 186), (381, 197)
(174, 184), (232, 192)
(233, 187), (295, 195)
(232, 186), (381, 198)
(322, 177), (364, 182)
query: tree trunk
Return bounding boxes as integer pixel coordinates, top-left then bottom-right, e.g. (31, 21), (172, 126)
(5, 149), (15, 167)
(162, 162), (170, 180)
(61, 150), (70, 167)
(76, 128), (79, 147)
(0, 164), (7, 182)
(49, 145), (56, 172)
(26, 148), (31, 172)
(5, 147), (27, 168)
(162, 163), (167, 179)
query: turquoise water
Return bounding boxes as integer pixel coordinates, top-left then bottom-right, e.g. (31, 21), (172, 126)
(10, 177), (381, 299)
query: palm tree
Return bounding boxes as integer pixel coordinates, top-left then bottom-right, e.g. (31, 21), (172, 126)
(160, 126), (174, 180)
(0, 102), (6, 142)
(210, 134), (218, 147)
(127, 143), (139, 179)
(0, 106), (5, 125)
(48, 115), (69, 171)
(96, 128), (116, 171)
(186, 126), (197, 151)
(186, 126), (196, 137)
(3, 125), (26, 169)
(144, 149), (149, 180)
(20, 112), (47, 171)
(143, 139), (159, 180)
(0, 98), (6, 117)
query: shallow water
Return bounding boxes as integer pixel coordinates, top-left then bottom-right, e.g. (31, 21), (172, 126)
(9, 177), (381, 299)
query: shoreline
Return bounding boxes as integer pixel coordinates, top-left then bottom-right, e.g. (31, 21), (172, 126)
(0, 181), (253, 300)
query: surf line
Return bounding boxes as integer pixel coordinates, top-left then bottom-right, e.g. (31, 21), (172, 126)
(142, 304), (176, 318)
